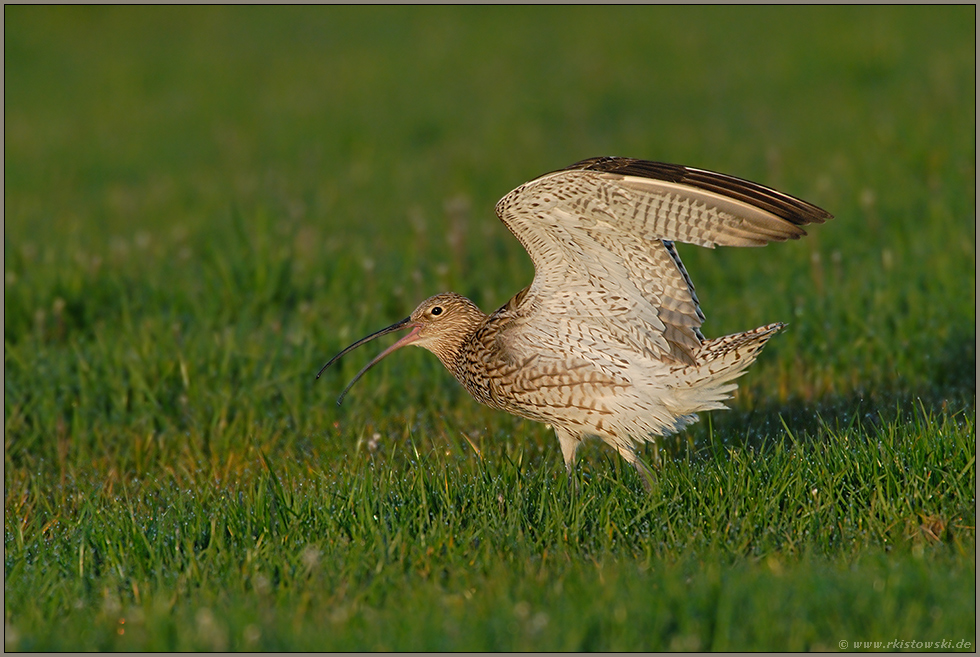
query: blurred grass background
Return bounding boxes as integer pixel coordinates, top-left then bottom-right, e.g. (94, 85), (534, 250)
(4, 5), (975, 650)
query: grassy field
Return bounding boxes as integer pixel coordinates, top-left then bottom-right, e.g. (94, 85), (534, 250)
(4, 6), (976, 651)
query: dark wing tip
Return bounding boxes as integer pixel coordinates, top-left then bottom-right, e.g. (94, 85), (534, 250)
(560, 156), (834, 228)
(681, 166), (834, 227)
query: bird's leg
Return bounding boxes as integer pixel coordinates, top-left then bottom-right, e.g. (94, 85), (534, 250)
(617, 445), (656, 493)
(633, 459), (656, 493)
(566, 463), (580, 497)
(556, 426), (582, 495)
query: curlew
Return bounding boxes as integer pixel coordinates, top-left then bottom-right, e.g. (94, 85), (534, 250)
(317, 157), (832, 488)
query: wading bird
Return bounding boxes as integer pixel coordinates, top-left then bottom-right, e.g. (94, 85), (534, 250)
(317, 157), (831, 488)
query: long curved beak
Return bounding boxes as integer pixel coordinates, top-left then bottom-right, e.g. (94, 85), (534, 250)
(315, 317), (421, 405)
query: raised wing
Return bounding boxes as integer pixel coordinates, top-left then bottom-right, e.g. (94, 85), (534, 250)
(493, 157), (832, 366)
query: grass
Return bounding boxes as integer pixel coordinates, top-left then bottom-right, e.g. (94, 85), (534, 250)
(4, 5), (976, 651)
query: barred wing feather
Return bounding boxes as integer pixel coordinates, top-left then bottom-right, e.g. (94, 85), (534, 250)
(493, 157), (832, 366)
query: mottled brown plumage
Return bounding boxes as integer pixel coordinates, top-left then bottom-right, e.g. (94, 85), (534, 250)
(317, 157), (832, 488)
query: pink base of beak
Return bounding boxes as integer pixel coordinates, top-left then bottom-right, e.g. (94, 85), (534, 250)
(366, 324), (422, 365)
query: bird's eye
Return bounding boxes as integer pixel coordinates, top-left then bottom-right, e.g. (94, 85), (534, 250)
(431, 306), (443, 316)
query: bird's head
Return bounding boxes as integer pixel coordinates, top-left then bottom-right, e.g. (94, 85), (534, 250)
(316, 292), (485, 404)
